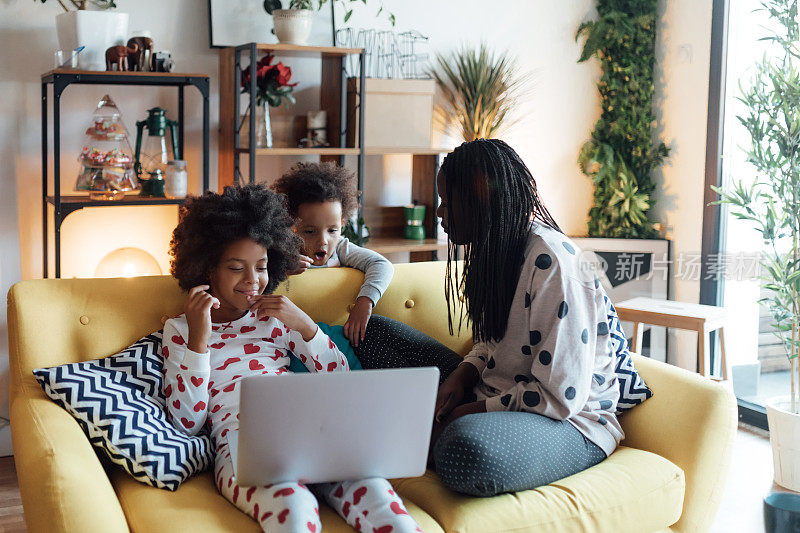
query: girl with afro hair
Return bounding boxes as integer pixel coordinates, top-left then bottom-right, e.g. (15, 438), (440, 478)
(163, 184), (420, 533)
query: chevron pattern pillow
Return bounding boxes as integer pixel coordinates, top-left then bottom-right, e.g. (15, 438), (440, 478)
(33, 331), (213, 491)
(606, 298), (653, 413)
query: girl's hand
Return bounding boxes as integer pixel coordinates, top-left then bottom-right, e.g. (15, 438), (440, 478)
(287, 255), (313, 276)
(248, 294), (317, 341)
(185, 285), (220, 353)
(343, 296), (373, 347)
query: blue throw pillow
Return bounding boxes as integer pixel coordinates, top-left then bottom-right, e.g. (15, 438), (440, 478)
(33, 331), (213, 491)
(606, 299), (654, 413)
(289, 323), (362, 373)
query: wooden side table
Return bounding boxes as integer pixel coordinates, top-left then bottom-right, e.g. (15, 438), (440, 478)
(615, 297), (728, 380)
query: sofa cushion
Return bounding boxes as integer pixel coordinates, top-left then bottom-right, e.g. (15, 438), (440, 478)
(607, 299), (653, 413)
(392, 446), (684, 533)
(110, 467), (445, 532)
(33, 331), (213, 491)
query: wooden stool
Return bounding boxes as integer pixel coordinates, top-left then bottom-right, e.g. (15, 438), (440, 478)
(615, 297), (729, 380)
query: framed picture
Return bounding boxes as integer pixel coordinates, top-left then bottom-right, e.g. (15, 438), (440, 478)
(208, 0), (274, 48)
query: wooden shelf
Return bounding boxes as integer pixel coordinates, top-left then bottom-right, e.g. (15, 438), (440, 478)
(365, 238), (448, 254)
(236, 147), (448, 156)
(244, 43), (363, 57)
(365, 147), (450, 155)
(42, 69), (209, 82)
(46, 195), (185, 207)
(236, 147), (362, 156)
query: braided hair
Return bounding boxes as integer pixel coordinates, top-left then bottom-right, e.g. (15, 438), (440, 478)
(440, 139), (561, 343)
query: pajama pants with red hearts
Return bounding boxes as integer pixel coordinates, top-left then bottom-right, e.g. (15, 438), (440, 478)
(214, 442), (421, 532)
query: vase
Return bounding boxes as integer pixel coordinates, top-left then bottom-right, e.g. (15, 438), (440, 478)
(257, 103), (273, 149)
(56, 11), (129, 71)
(272, 9), (314, 45)
(767, 400), (800, 492)
(241, 103), (273, 149)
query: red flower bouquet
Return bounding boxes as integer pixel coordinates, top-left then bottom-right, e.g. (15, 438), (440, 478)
(241, 53), (298, 107)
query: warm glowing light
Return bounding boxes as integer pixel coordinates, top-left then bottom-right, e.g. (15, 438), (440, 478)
(94, 247), (162, 278)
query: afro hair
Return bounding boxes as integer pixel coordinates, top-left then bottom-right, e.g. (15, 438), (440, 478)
(169, 184), (301, 293)
(272, 161), (358, 219)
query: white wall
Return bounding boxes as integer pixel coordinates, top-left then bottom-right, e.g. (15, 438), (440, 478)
(0, 0), (713, 455)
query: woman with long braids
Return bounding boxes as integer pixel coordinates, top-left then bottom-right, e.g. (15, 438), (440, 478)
(353, 138), (624, 497)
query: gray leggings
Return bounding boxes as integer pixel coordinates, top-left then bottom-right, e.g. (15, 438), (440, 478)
(434, 411), (606, 496)
(355, 316), (607, 497)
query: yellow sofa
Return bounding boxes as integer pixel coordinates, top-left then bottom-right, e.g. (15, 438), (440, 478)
(8, 262), (737, 533)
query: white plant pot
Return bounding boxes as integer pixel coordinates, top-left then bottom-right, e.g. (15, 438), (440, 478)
(56, 11), (129, 71)
(767, 400), (800, 491)
(272, 9), (313, 45)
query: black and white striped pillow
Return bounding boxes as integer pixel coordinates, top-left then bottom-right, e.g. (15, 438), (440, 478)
(606, 299), (654, 413)
(33, 331), (213, 491)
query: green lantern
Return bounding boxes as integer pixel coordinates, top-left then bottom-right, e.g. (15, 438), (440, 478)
(134, 107), (180, 197)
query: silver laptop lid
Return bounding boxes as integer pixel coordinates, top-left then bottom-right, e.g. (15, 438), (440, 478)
(235, 367), (439, 486)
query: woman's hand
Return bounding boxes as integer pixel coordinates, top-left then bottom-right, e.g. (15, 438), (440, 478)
(287, 254), (313, 276)
(185, 285), (220, 353)
(435, 373), (466, 423)
(446, 400), (487, 421)
(434, 362), (481, 423)
(248, 294), (317, 341)
(343, 296), (373, 347)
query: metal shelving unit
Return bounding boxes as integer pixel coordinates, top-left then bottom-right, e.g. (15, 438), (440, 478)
(218, 44), (445, 261)
(41, 69), (210, 278)
(220, 43), (365, 237)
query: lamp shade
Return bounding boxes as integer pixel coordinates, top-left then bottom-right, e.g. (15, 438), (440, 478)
(95, 247), (162, 278)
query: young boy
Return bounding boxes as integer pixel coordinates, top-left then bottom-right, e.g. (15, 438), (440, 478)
(273, 162), (394, 347)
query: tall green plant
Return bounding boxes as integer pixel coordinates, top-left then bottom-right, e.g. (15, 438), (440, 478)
(576, 0), (669, 238)
(712, 0), (800, 411)
(431, 44), (527, 142)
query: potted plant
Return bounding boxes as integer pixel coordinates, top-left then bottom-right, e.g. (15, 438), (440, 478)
(240, 53), (297, 148)
(37, 0), (128, 71)
(430, 43), (527, 142)
(262, 0), (394, 45)
(712, 0), (800, 491)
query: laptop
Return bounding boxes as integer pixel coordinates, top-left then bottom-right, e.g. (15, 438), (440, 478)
(228, 367), (440, 486)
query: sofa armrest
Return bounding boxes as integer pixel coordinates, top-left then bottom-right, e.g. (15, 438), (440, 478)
(619, 355), (737, 533)
(11, 389), (129, 533)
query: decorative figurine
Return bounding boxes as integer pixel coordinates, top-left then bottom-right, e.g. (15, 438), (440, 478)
(127, 35), (154, 72)
(105, 44), (139, 72)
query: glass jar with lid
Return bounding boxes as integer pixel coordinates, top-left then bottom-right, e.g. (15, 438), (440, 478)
(74, 94), (137, 200)
(165, 160), (188, 199)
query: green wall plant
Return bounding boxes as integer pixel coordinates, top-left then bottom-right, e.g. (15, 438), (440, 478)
(576, 0), (669, 238)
